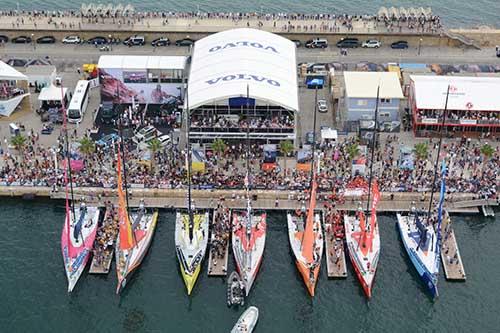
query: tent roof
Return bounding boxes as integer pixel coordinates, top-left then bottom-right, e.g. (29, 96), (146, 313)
(321, 128), (338, 140)
(97, 55), (187, 70)
(38, 85), (68, 101)
(187, 28), (299, 111)
(344, 71), (404, 99)
(411, 75), (500, 111)
(0, 60), (28, 80)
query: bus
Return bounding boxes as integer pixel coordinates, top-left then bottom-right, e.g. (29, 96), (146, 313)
(67, 80), (90, 123)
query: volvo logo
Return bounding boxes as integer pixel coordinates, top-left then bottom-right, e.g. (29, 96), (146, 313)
(209, 41), (279, 54)
(206, 74), (280, 87)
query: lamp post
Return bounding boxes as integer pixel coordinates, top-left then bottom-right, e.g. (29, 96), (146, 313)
(418, 38), (422, 56)
(108, 34), (112, 51)
(31, 33), (35, 50)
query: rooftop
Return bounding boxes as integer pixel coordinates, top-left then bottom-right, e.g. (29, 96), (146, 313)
(344, 71), (404, 99)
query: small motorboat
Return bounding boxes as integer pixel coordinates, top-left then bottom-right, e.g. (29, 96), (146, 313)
(227, 271), (245, 307)
(231, 306), (259, 333)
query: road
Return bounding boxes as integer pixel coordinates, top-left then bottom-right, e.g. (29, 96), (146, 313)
(1, 43), (499, 71)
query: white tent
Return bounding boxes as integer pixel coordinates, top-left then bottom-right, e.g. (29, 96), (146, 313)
(38, 84), (68, 101)
(0, 60), (27, 81)
(321, 128), (338, 142)
(187, 28), (299, 111)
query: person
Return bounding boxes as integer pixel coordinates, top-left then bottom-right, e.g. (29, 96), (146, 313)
(150, 84), (172, 103)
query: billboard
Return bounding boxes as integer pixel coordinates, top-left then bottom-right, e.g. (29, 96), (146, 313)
(99, 68), (182, 104)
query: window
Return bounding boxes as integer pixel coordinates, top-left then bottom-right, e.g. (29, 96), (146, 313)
(357, 99), (368, 106)
(380, 98), (391, 103)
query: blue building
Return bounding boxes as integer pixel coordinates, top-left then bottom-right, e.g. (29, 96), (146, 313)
(343, 72), (404, 127)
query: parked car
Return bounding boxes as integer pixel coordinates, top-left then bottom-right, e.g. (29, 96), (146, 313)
(175, 38), (195, 46)
(11, 36), (32, 44)
(496, 45), (500, 58)
(96, 133), (120, 150)
(290, 39), (302, 47)
(317, 99), (328, 113)
(336, 37), (360, 48)
(87, 36), (109, 45)
(305, 38), (328, 48)
(151, 37), (171, 47)
(0, 35), (9, 43)
(36, 36), (56, 44)
(62, 35), (81, 44)
(157, 134), (172, 147)
(100, 102), (119, 125)
(362, 39), (381, 48)
(307, 63), (327, 73)
(133, 126), (160, 144)
(124, 35), (145, 46)
(391, 40), (409, 49)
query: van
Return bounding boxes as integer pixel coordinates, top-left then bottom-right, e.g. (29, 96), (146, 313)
(305, 38), (328, 49)
(124, 35), (145, 46)
(336, 38), (360, 48)
(133, 126), (159, 144)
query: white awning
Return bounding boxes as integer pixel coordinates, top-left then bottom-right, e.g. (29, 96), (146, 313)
(187, 28), (298, 111)
(97, 55), (186, 70)
(344, 72), (404, 99)
(321, 128), (338, 140)
(0, 60), (28, 80)
(38, 85), (68, 101)
(411, 75), (500, 111)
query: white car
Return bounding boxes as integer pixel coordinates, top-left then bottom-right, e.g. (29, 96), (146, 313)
(317, 99), (328, 113)
(133, 126), (159, 144)
(362, 40), (381, 48)
(157, 134), (172, 147)
(62, 35), (81, 44)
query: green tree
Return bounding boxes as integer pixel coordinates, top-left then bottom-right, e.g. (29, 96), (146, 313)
(414, 142), (429, 160)
(279, 140), (294, 172)
(147, 138), (162, 173)
(212, 138), (227, 166)
(79, 136), (95, 157)
(480, 143), (495, 159)
(347, 142), (360, 160)
(11, 134), (27, 160)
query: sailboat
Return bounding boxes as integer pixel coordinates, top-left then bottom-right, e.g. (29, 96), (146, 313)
(232, 85), (267, 296)
(115, 148), (158, 294)
(344, 85), (381, 299)
(60, 83), (100, 293)
(175, 85), (209, 295)
(287, 88), (323, 296)
(396, 85), (450, 299)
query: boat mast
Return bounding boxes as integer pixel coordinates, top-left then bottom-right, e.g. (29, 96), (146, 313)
(116, 87), (132, 223)
(426, 85), (450, 223)
(364, 85), (380, 220)
(245, 84), (252, 229)
(185, 81), (194, 241)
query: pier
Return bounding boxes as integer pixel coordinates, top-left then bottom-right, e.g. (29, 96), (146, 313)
(323, 211), (347, 278)
(440, 212), (466, 281)
(207, 205), (231, 277)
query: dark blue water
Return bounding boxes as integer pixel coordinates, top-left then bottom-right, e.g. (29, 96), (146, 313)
(0, 198), (499, 332)
(4, 0), (500, 28)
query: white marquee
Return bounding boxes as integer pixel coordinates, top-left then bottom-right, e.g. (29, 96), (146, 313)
(187, 28), (298, 111)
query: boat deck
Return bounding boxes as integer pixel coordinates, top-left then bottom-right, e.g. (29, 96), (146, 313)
(323, 212), (347, 278)
(208, 208), (230, 277)
(440, 213), (466, 281)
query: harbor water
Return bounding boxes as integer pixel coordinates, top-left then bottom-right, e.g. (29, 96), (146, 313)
(0, 198), (499, 332)
(3, 0), (500, 28)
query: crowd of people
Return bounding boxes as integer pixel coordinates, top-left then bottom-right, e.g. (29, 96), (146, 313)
(91, 201), (119, 269)
(417, 109), (500, 124)
(190, 115), (294, 130)
(209, 200), (231, 264)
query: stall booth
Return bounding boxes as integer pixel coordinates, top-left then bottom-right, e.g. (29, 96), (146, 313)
(38, 84), (69, 123)
(0, 60), (31, 117)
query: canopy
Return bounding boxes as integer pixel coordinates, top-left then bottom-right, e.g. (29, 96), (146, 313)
(187, 28), (299, 111)
(411, 75), (500, 111)
(38, 84), (68, 101)
(0, 60), (27, 80)
(321, 128), (338, 140)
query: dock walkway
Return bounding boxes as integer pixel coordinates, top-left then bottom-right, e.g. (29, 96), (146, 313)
(440, 212), (466, 281)
(207, 206), (231, 277)
(323, 211), (347, 278)
(89, 206), (118, 274)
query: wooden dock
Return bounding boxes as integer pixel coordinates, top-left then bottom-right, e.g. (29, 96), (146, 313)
(323, 212), (347, 278)
(89, 206), (118, 274)
(207, 206), (230, 277)
(89, 249), (114, 274)
(440, 212), (466, 281)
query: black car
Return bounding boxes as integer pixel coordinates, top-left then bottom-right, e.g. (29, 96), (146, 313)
(291, 39), (302, 47)
(36, 36), (56, 44)
(151, 37), (171, 47)
(12, 36), (32, 44)
(87, 36), (109, 45)
(100, 102), (119, 125)
(175, 38), (195, 47)
(336, 37), (360, 48)
(0, 35), (9, 43)
(391, 41), (409, 49)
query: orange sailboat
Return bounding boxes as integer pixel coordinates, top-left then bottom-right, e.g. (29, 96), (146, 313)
(287, 163), (323, 296)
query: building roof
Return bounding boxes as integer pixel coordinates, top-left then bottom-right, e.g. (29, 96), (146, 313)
(0, 60), (27, 80)
(344, 71), (404, 99)
(38, 84), (68, 101)
(187, 28), (298, 111)
(411, 75), (500, 111)
(97, 55), (187, 70)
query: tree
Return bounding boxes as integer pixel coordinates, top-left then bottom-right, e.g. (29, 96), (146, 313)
(79, 137), (95, 157)
(480, 143), (495, 159)
(212, 138), (227, 166)
(414, 142), (428, 160)
(279, 140), (294, 172)
(11, 134), (27, 160)
(347, 142), (360, 160)
(147, 138), (162, 173)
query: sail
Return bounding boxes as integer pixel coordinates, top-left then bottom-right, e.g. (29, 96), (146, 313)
(301, 173), (317, 264)
(435, 161), (447, 252)
(117, 148), (135, 250)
